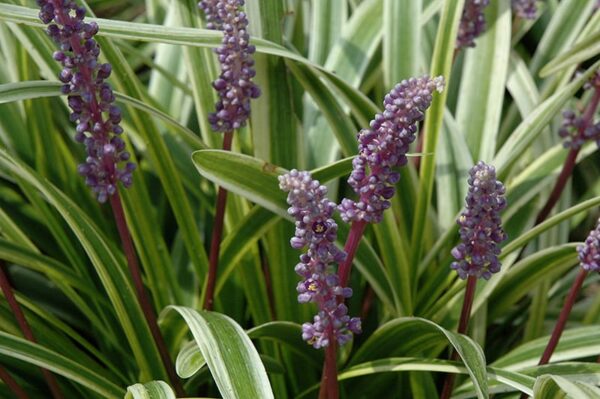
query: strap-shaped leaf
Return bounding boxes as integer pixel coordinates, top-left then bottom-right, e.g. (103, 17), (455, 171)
(533, 375), (600, 399)
(0, 149), (167, 381)
(192, 150), (399, 312)
(0, 332), (123, 398)
(176, 340), (206, 379)
(350, 317), (488, 399)
(162, 307), (274, 399)
(125, 381), (175, 399)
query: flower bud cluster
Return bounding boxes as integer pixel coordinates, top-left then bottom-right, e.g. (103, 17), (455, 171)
(279, 170), (361, 348)
(338, 76), (444, 224)
(457, 0), (490, 49)
(198, 0), (261, 132)
(559, 72), (600, 150)
(578, 219), (600, 272)
(451, 162), (507, 280)
(511, 0), (538, 19)
(37, 0), (135, 203)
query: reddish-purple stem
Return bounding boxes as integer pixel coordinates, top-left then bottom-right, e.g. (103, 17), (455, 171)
(318, 329), (339, 399)
(539, 269), (587, 365)
(203, 131), (234, 311)
(535, 87), (600, 225)
(519, 269), (588, 399)
(0, 365), (29, 399)
(440, 275), (477, 399)
(338, 220), (367, 287)
(317, 220), (368, 397)
(0, 261), (62, 398)
(109, 193), (184, 396)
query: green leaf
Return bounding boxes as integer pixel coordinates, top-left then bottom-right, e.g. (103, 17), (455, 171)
(410, 0), (464, 268)
(176, 340), (207, 379)
(528, 0), (597, 74)
(350, 317), (488, 399)
(493, 327), (600, 370)
(125, 381), (176, 399)
(307, 0), (346, 65)
(0, 79), (62, 103)
(533, 375), (600, 399)
(455, 0), (510, 162)
(486, 244), (578, 319)
(342, 358), (533, 395)
(192, 150), (287, 217)
(0, 149), (168, 381)
(540, 30), (600, 78)
(383, 0), (421, 86)
(0, 332), (124, 398)
(247, 321), (323, 367)
(162, 307), (274, 399)
(286, 60), (357, 157)
(494, 59), (600, 180)
(192, 150), (398, 311)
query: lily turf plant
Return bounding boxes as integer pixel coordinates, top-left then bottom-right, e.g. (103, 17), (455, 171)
(0, 0), (600, 398)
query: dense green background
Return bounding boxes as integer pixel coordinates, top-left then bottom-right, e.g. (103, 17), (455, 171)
(0, 0), (600, 397)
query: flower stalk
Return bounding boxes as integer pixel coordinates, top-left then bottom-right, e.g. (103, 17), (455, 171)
(0, 364), (29, 399)
(38, 0), (183, 393)
(440, 275), (477, 399)
(525, 218), (600, 395)
(109, 194), (184, 396)
(198, 0), (260, 310)
(0, 261), (62, 398)
(518, 73), (600, 399)
(535, 81), (600, 224)
(441, 161), (507, 399)
(203, 130), (233, 310)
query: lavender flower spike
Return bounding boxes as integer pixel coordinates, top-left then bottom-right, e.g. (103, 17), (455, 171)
(338, 76), (444, 224)
(279, 170), (361, 348)
(38, 0), (135, 203)
(578, 219), (600, 272)
(512, 0), (537, 20)
(451, 162), (507, 280)
(457, 0), (490, 49)
(199, 0), (261, 132)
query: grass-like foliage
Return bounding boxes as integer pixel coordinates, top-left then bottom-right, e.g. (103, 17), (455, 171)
(0, 0), (600, 398)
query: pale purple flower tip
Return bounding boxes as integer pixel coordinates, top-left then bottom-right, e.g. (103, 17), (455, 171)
(512, 0), (537, 20)
(280, 170), (361, 347)
(578, 219), (600, 272)
(37, 0), (135, 202)
(198, 0), (261, 132)
(451, 162), (507, 280)
(457, 0), (490, 49)
(559, 72), (600, 150)
(339, 76), (444, 224)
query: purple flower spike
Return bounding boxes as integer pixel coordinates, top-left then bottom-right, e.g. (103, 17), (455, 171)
(280, 170), (361, 348)
(457, 0), (490, 49)
(451, 162), (507, 280)
(37, 0), (135, 202)
(339, 76), (444, 224)
(559, 72), (600, 150)
(198, 0), (261, 132)
(578, 219), (600, 272)
(512, 0), (538, 20)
